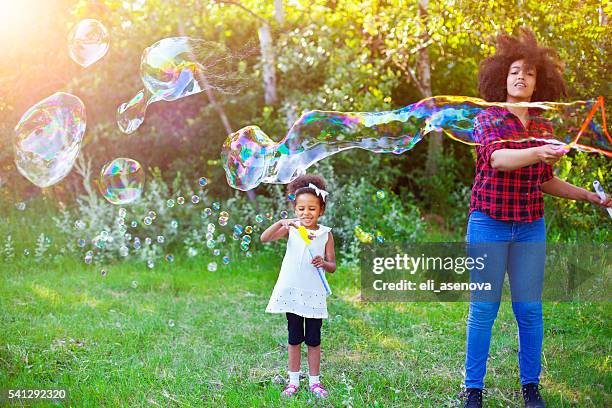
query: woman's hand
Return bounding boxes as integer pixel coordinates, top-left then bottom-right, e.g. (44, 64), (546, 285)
(584, 191), (612, 207)
(311, 255), (326, 269)
(536, 144), (566, 165)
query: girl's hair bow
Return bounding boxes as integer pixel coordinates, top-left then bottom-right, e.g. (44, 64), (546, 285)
(308, 183), (329, 202)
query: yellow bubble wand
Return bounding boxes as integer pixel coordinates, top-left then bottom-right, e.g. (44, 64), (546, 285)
(297, 225), (332, 296)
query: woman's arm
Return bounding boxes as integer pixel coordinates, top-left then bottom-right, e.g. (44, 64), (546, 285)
(490, 145), (565, 171)
(260, 219), (299, 243)
(542, 177), (612, 206)
(311, 232), (336, 273)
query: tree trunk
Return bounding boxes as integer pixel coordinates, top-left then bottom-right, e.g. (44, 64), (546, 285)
(258, 23), (278, 106)
(417, 0), (441, 178)
(274, 0), (285, 24)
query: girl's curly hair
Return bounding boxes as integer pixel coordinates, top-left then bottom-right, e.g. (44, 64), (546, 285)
(287, 174), (328, 209)
(478, 28), (567, 102)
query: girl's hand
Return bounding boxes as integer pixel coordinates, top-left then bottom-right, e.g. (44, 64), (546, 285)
(585, 191), (612, 207)
(280, 218), (300, 231)
(311, 256), (326, 269)
(536, 144), (565, 165)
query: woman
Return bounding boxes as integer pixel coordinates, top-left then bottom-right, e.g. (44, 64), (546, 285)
(462, 28), (611, 408)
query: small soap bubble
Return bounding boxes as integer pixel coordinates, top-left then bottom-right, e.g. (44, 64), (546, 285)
(23, 249), (30, 256)
(144, 237), (152, 245)
(376, 190), (386, 200)
(177, 196), (185, 205)
(218, 217), (228, 226)
(206, 232), (214, 241)
(144, 217), (152, 225)
(206, 239), (216, 249)
(168, 319), (175, 327)
(15, 202), (26, 211)
(116, 217), (125, 226)
(287, 193), (296, 201)
(171, 220), (178, 229)
(220, 211), (229, 218)
(131, 280), (138, 288)
(213, 249), (221, 256)
(207, 223), (215, 234)
(240, 242), (249, 251)
(207, 262), (217, 272)
(84, 254), (92, 264)
(376, 234), (385, 244)
(187, 247), (197, 257)
(124, 233), (132, 241)
(280, 211), (288, 219)
(191, 195), (200, 204)
(119, 246), (129, 257)
(131, 221), (138, 228)
(217, 234), (226, 243)
(233, 224), (244, 235)
(157, 235), (165, 244)
(198, 177), (208, 187)
(167, 199), (175, 208)
(100, 269), (107, 277)
(232, 232), (241, 240)
(165, 254), (174, 262)
(265, 212), (273, 220)
(147, 259), (154, 269)
(133, 239), (141, 250)
(222, 256), (230, 264)
(75, 220), (86, 230)
(118, 208), (127, 218)
(245, 226), (253, 234)
(77, 238), (86, 247)
(255, 214), (264, 223)
(148, 210), (157, 220)
(245, 251), (253, 258)
(212, 202), (221, 211)
(242, 235), (252, 244)
(204, 208), (212, 216)
(68, 19), (109, 67)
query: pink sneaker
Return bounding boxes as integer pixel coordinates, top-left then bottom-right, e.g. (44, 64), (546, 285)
(281, 384), (299, 397)
(309, 383), (328, 398)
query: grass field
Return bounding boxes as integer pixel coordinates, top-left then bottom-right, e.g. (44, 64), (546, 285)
(1, 249), (610, 407)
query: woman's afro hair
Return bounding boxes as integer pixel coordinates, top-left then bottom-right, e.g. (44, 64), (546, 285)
(287, 174), (328, 208)
(478, 28), (567, 102)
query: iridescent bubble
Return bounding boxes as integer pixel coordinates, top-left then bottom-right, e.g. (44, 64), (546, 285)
(213, 249), (220, 256)
(99, 158), (145, 205)
(84, 254), (92, 264)
(222, 256), (230, 264)
(221, 97), (612, 190)
(171, 220), (178, 229)
(255, 214), (264, 223)
(144, 237), (152, 245)
(376, 235), (385, 244)
(204, 208), (212, 216)
(240, 242), (249, 252)
(124, 233), (132, 241)
(206, 239), (216, 249)
(131, 280), (138, 289)
(217, 234), (226, 243)
(376, 190), (386, 200)
(246, 251), (253, 258)
(220, 211), (229, 218)
(77, 238), (86, 247)
(157, 235), (165, 244)
(207, 223), (215, 234)
(23, 249), (30, 256)
(167, 199), (175, 208)
(198, 177), (209, 187)
(191, 195), (200, 204)
(100, 269), (107, 277)
(232, 232), (241, 240)
(280, 211), (288, 219)
(119, 246), (129, 257)
(287, 193), (296, 201)
(15, 202), (26, 211)
(131, 221), (138, 228)
(148, 210), (157, 220)
(218, 217), (228, 226)
(144, 217), (152, 225)
(242, 235), (251, 244)
(116, 217), (125, 226)
(245, 226), (253, 234)
(147, 259), (154, 269)
(206, 232), (214, 241)
(187, 247), (197, 257)
(133, 239), (141, 250)
(168, 319), (175, 327)
(177, 197), (185, 205)
(118, 208), (127, 218)
(68, 19), (109, 67)
(233, 225), (244, 235)
(165, 254), (174, 262)
(117, 37), (244, 134)
(75, 220), (86, 230)
(265, 212), (273, 220)
(212, 202), (221, 211)
(14, 92), (86, 188)
(207, 262), (217, 272)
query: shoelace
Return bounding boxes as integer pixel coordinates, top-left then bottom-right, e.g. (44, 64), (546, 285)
(522, 383), (543, 401)
(461, 388), (486, 404)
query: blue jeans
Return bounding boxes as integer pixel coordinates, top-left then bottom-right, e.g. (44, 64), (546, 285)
(464, 211), (546, 389)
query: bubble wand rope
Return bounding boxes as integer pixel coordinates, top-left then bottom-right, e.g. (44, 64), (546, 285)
(593, 180), (612, 219)
(296, 225), (332, 296)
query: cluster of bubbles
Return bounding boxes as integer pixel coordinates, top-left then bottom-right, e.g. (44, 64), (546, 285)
(222, 96), (612, 191)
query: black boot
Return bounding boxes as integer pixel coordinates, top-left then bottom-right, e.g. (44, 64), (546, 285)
(522, 383), (546, 408)
(461, 388), (484, 408)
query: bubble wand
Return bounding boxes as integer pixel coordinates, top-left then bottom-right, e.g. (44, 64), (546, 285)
(593, 180), (612, 219)
(296, 225), (332, 296)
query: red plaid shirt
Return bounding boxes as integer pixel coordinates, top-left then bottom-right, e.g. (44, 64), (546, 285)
(470, 106), (555, 222)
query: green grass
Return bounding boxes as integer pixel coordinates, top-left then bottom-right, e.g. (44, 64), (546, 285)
(1, 251), (610, 407)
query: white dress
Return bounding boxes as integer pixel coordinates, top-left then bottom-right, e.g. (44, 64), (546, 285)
(265, 224), (332, 319)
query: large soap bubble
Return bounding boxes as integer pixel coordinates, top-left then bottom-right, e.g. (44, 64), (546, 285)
(222, 96), (611, 191)
(117, 37), (245, 134)
(14, 92), (86, 188)
(68, 19), (110, 67)
(99, 158), (145, 205)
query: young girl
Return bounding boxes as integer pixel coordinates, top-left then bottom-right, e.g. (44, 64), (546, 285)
(261, 174), (336, 399)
